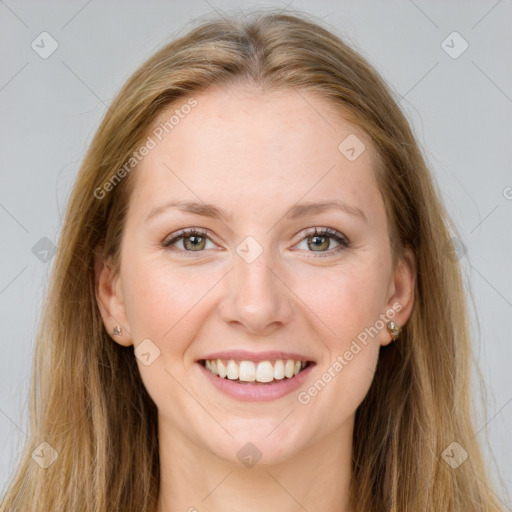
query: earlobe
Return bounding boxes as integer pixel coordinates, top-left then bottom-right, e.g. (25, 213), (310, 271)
(94, 246), (132, 347)
(381, 245), (416, 345)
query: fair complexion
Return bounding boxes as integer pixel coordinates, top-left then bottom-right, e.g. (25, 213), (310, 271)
(96, 85), (415, 512)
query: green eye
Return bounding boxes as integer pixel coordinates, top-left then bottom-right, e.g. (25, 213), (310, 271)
(162, 228), (212, 252)
(162, 227), (350, 257)
(296, 227), (350, 255)
(181, 234), (207, 251)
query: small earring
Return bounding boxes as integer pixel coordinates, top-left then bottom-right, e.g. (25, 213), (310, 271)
(112, 325), (122, 336)
(386, 321), (401, 341)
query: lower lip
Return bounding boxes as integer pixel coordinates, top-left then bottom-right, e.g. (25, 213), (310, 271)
(197, 362), (315, 402)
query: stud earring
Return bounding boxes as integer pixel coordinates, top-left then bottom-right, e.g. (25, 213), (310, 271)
(112, 325), (122, 336)
(386, 321), (401, 341)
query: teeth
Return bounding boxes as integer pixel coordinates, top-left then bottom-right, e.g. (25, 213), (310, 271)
(256, 361), (274, 383)
(226, 360), (238, 380)
(285, 359), (295, 378)
(274, 359), (285, 380)
(239, 361), (256, 382)
(217, 360), (227, 378)
(203, 358), (308, 383)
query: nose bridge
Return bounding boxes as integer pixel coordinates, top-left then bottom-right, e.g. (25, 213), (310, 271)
(221, 240), (292, 332)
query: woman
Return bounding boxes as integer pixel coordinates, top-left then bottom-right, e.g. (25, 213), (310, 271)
(0, 8), (503, 512)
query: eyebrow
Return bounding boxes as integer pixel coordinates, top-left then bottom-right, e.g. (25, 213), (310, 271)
(145, 199), (367, 223)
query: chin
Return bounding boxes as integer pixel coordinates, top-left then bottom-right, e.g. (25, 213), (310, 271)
(201, 421), (309, 468)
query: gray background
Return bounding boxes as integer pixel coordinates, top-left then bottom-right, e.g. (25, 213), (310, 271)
(1, 0), (511, 505)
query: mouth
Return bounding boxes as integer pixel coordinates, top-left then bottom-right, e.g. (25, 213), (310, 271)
(199, 358), (313, 385)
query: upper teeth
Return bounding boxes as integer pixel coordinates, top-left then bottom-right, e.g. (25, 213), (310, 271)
(204, 359), (307, 382)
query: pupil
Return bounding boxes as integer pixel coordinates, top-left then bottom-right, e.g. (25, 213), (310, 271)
(186, 235), (204, 250)
(309, 235), (328, 251)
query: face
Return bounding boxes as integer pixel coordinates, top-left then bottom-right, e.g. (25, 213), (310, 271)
(97, 84), (415, 465)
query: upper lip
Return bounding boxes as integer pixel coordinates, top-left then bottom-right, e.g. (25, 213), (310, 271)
(199, 350), (315, 363)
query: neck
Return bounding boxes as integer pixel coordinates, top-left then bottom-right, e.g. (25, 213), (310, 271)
(155, 414), (355, 512)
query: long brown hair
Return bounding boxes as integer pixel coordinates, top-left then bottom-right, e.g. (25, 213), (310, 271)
(0, 8), (503, 511)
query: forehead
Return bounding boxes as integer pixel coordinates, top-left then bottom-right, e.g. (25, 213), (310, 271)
(128, 85), (383, 226)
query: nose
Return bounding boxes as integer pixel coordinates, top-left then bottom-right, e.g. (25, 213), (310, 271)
(219, 251), (294, 335)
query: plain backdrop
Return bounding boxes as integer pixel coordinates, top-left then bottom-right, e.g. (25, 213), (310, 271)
(1, 0), (511, 505)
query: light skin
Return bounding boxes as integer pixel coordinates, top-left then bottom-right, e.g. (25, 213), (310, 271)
(96, 84), (415, 512)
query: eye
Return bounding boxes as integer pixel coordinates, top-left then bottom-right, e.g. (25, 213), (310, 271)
(161, 226), (350, 257)
(161, 228), (215, 254)
(294, 227), (350, 257)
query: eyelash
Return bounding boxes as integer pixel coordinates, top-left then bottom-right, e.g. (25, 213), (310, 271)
(161, 227), (351, 258)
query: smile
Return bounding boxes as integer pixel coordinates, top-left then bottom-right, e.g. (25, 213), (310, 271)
(198, 356), (315, 401)
(201, 358), (309, 384)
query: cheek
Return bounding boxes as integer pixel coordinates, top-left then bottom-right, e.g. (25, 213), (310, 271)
(292, 265), (386, 427)
(121, 255), (224, 354)
(298, 341), (379, 436)
(120, 256), (223, 418)
(290, 258), (390, 348)
(289, 255), (389, 417)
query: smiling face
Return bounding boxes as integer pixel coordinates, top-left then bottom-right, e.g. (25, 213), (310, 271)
(97, 84), (415, 466)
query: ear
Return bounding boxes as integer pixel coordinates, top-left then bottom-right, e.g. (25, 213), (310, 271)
(380, 244), (416, 347)
(94, 246), (132, 347)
